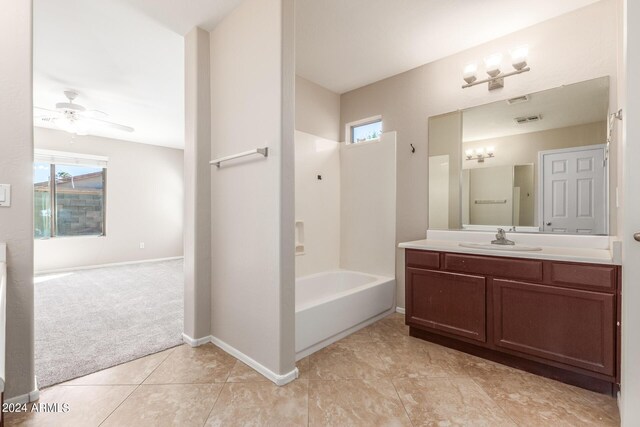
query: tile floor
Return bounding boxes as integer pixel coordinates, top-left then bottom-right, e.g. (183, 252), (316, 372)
(6, 314), (620, 426)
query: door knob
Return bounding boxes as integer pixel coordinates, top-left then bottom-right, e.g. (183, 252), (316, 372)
(635, 233), (640, 242)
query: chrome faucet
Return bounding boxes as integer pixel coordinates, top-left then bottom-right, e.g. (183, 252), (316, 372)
(492, 228), (515, 245)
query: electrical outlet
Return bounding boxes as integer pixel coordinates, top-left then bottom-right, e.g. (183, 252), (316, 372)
(139, 242), (145, 249)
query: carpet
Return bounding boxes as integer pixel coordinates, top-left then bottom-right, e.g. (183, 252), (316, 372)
(35, 259), (184, 388)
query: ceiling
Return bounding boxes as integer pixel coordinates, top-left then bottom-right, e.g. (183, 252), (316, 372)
(114, 0), (244, 35)
(296, 0), (601, 94)
(462, 77), (610, 142)
(33, 0), (244, 149)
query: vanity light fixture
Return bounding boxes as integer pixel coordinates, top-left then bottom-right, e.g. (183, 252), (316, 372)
(463, 63), (478, 84)
(465, 146), (495, 163)
(462, 45), (530, 91)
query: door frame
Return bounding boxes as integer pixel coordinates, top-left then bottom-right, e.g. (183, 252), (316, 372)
(537, 144), (608, 234)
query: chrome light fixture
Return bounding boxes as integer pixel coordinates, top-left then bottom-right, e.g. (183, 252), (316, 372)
(462, 45), (530, 90)
(465, 146), (495, 163)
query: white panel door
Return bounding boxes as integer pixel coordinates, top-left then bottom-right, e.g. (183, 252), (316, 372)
(541, 146), (606, 234)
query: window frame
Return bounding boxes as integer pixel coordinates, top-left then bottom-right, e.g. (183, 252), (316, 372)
(346, 115), (383, 145)
(34, 150), (108, 239)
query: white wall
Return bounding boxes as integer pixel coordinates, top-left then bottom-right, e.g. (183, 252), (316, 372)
(429, 112), (462, 229)
(209, 0), (295, 377)
(620, 0), (640, 424)
(33, 128), (184, 272)
(340, 0), (620, 308)
(295, 76), (341, 141)
(428, 155), (449, 229)
(340, 133), (397, 278)
(184, 27), (212, 341)
(0, 0), (36, 400)
(467, 166), (514, 225)
(294, 131), (340, 277)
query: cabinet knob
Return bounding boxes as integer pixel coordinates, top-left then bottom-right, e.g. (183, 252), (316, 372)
(546, 222), (552, 226)
(634, 233), (640, 242)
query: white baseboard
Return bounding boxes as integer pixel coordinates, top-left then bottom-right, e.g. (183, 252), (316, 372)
(209, 335), (298, 386)
(181, 333), (212, 348)
(5, 377), (39, 404)
(35, 256), (184, 275)
(181, 332), (298, 386)
(395, 306), (406, 314)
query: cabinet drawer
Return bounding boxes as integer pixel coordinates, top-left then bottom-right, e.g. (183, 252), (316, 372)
(406, 249), (440, 269)
(493, 279), (615, 375)
(407, 268), (486, 342)
(549, 262), (616, 292)
(444, 253), (542, 282)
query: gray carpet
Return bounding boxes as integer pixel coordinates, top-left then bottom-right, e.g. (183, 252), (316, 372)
(35, 259), (184, 388)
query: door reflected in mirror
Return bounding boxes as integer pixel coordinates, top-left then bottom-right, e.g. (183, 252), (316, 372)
(428, 76), (611, 235)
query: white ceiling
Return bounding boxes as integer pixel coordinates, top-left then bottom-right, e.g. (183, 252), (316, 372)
(33, 0), (243, 149)
(296, 0), (601, 94)
(115, 0), (244, 35)
(462, 77), (610, 142)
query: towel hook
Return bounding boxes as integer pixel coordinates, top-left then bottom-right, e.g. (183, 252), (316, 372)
(410, 144), (416, 153)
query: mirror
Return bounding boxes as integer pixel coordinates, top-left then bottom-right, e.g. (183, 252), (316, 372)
(428, 76), (611, 235)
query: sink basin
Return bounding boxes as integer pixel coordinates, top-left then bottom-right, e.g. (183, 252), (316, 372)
(459, 242), (542, 252)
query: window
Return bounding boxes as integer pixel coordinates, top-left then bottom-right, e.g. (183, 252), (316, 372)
(34, 150), (107, 239)
(349, 117), (382, 144)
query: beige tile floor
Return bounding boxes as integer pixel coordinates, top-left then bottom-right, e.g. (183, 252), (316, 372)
(6, 313), (620, 426)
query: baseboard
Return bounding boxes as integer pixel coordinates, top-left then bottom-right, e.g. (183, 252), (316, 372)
(5, 377), (39, 404)
(395, 307), (406, 314)
(209, 335), (298, 386)
(35, 256), (184, 275)
(181, 333), (212, 347)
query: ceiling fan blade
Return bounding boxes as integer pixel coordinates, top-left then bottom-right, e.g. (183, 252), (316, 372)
(81, 116), (134, 132)
(34, 106), (60, 114)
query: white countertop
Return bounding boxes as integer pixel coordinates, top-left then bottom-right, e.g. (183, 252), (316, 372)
(399, 231), (620, 265)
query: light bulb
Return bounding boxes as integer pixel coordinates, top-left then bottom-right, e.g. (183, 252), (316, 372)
(486, 146), (495, 155)
(511, 45), (529, 70)
(463, 63), (478, 84)
(465, 149), (474, 157)
(484, 53), (503, 77)
(476, 148), (485, 155)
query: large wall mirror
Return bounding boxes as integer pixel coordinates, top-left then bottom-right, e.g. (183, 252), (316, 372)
(428, 76), (611, 235)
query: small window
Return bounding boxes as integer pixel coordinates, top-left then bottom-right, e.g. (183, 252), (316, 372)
(34, 150), (108, 239)
(349, 118), (382, 144)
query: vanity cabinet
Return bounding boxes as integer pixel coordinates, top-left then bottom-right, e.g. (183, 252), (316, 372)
(407, 269), (486, 342)
(405, 249), (620, 395)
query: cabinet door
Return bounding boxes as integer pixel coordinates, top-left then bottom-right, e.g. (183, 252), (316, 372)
(407, 268), (486, 342)
(493, 279), (615, 375)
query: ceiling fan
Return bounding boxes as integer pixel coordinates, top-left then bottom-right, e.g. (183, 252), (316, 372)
(34, 90), (134, 136)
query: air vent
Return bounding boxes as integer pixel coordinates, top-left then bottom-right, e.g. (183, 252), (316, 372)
(514, 114), (542, 124)
(507, 95), (529, 105)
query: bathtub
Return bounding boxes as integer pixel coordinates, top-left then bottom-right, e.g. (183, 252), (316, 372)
(295, 270), (395, 359)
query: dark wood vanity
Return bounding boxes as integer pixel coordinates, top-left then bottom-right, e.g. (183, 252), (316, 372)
(405, 248), (621, 395)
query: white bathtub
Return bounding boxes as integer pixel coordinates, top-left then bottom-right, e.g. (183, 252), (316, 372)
(295, 270), (395, 359)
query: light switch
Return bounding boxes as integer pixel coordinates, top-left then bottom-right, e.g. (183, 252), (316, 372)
(0, 184), (11, 207)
